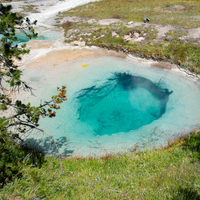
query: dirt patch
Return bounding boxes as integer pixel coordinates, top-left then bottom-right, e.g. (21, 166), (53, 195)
(98, 19), (122, 25)
(25, 48), (126, 69)
(27, 40), (54, 49)
(155, 25), (175, 39)
(180, 27), (200, 40)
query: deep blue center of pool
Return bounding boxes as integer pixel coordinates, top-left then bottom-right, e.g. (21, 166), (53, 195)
(77, 73), (172, 136)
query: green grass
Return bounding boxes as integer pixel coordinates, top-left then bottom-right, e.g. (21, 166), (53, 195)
(62, 0), (200, 28)
(0, 132), (200, 199)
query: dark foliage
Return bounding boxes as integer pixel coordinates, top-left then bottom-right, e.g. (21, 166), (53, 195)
(0, 3), (67, 187)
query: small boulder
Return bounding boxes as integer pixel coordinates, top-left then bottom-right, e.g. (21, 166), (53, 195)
(133, 32), (140, 38)
(128, 21), (134, 25)
(112, 31), (119, 37)
(144, 17), (149, 23)
(122, 35), (131, 42)
(165, 35), (173, 41)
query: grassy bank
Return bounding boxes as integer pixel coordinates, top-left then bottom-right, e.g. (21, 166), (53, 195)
(0, 132), (200, 199)
(56, 0), (200, 73)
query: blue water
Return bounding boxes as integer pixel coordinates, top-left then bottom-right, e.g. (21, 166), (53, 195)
(77, 73), (172, 136)
(0, 30), (61, 44)
(20, 56), (200, 157)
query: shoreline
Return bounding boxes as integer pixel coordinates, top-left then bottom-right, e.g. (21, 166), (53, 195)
(19, 38), (200, 82)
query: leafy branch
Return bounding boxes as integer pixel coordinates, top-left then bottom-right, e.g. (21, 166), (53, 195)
(0, 3), (67, 186)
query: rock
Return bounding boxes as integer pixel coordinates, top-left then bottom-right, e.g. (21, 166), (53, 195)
(122, 35), (131, 42)
(112, 31), (119, 37)
(128, 21), (134, 25)
(165, 35), (173, 41)
(144, 17), (150, 23)
(70, 41), (79, 46)
(133, 32), (140, 38)
(129, 37), (145, 43)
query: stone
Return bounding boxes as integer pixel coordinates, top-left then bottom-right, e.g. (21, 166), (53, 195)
(129, 37), (145, 43)
(165, 35), (173, 41)
(133, 32), (140, 38)
(112, 31), (119, 37)
(144, 17), (150, 23)
(122, 35), (132, 42)
(128, 21), (134, 25)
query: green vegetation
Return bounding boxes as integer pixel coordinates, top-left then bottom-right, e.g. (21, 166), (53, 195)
(58, 0), (200, 73)
(0, 3), (67, 189)
(63, 0), (200, 28)
(0, 132), (200, 199)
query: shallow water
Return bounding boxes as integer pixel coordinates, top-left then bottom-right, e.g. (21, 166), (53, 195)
(0, 30), (62, 44)
(20, 56), (200, 157)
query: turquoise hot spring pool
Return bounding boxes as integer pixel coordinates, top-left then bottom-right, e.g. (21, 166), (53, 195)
(0, 30), (62, 44)
(19, 56), (200, 157)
